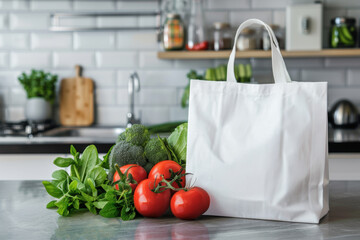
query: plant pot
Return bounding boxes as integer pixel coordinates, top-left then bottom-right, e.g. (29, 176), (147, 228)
(25, 97), (51, 123)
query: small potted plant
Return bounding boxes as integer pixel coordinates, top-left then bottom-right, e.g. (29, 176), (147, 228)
(18, 70), (58, 123)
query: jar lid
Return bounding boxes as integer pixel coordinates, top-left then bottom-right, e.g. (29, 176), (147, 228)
(242, 27), (255, 34)
(213, 22), (231, 30)
(331, 17), (356, 25)
(167, 13), (181, 19)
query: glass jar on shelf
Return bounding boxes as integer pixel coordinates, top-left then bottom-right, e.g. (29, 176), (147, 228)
(330, 17), (357, 48)
(236, 28), (256, 50)
(163, 13), (185, 51)
(186, 0), (208, 51)
(261, 24), (282, 50)
(209, 22), (232, 51)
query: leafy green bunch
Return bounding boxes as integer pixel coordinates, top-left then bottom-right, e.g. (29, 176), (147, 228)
(43, 145), (136, 220)
(18, 69), (58, 104)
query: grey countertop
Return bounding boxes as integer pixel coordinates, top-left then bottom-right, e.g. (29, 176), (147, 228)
(1, 181), (360, 240)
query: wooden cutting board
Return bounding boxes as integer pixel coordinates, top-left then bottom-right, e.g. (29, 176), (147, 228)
(60, 65), (94, 126)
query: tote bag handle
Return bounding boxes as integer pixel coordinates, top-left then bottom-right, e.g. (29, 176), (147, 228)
(227, 19), (291, 84)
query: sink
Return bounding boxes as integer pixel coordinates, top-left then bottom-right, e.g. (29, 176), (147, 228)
(40, 127), (125, 139)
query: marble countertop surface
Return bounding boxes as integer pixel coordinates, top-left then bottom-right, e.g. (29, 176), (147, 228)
(0, 180), (359, 240)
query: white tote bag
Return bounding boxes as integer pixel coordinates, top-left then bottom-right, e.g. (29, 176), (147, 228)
(186, 19), (329, 223)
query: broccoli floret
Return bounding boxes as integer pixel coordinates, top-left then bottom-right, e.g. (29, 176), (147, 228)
(143, 162), (154, 174)
(108, 140), (147, 180)
(116, 131), (126, 143)
(117, 124), (150, 147)
(144, 137), (171, 165)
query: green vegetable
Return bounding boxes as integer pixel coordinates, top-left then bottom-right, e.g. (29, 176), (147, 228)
(43, 145), (136, 220)
(167, 123), (188, 167)
(181, 83), (190, 108)
(121, 124), (150, 147)
(147, 121), (186, 134)
(144, 137), (172, 165)
(205, 68), (216, 80)
(143, 162), (155, 174)
(108, 140), (147, 179)
(18, 69), (58, 104)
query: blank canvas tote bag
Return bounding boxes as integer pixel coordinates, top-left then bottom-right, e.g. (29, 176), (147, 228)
(186, 19), (329, 223)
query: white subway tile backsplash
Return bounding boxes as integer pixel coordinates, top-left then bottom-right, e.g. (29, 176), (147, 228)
(139, 107), (170, 125)
(207, 0), (250, 10)
(30, 1), (72, 11)
(273, 10), (285, 28)
(116, 88), (129, 106)
(83, 70), (116, 87)
(53, 52), (95, 68)
(0, 1), (28, 10)
(141, 70), (189, 87)
(204, 11), (229, 28)
(9, 13), (49, 30)
(97, 16), (137, 28)
(0, 89), (9, 106)
(96, 106), (127, 126)
(0, 14), (7, 30)
(96, 51), (137, 68)
(251, 0), (287, 9)
(139, 89), (177, 106)
(301, 69), (346, 86)
(138, 16), (157, 28)
(139, 51), (173, 69)
(117, 31), (157, 50)
(9, 88), (26, 105)
(116, 1), (158, 11)
(325, 0), (360, 8)
(6, 106), (25, 122)
(285, 58), (324, 68)
(74, 1), (115, 11)
(95, 88), (116, 105)
(170, 107), (188, 122)
(0, 33), (28, 49)
(59, 17), (95, 28)
(0, 71), (21, 87)
(31, 33), (72, 50)
(328, 88), (360, 108)
(347, 70), (360, 86)
(0, 52), (8, 67)
(325, 58), (360, 68)
(74, 32), (115, 50)
(230, 11), (272, 27)
(11, 52), (51, 68)
(174, 59), (214, 69)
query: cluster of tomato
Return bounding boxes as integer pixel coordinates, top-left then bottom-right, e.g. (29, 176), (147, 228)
(114, 160), (210, 220)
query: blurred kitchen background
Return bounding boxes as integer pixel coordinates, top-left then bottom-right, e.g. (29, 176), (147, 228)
(1, 0), (360, 180)
(0, 0), (360, 125)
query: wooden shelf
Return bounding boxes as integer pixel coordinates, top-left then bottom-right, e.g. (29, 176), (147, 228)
(157, 49), (360, 59)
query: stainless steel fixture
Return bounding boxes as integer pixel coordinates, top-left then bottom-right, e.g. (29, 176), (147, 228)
(127, 72), (141, 128)
(329, 99), (359, 129)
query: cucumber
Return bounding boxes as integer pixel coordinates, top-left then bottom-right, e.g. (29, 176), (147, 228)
(245, 64), (252, 83)
(205, 68), (216, 81)
(238, 64), (246, 82)
(147, 121), (187, 134)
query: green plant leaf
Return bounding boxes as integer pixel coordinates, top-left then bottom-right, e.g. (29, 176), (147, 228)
(99, 145), (114, 169)
(53, 157), (75, 168)
(99, 202), (119, 218)
(93, 201), (108, 209)
(43, 181), (63, 198)
(121, 206), (136, 221)
(70, 176), (86, 192)
(52, 170), (69, 181)
(78, 145), (98, 181)
(88, 166), (107, 186)
(101, 184), (113, 192)
(105, 190), (117, 202)
(85, 202), (97, 215)
(73, 199), (80, 210)
(69, 180), (78, 193)
(81, 191), (95, 202)
(86, 178), (97, 197)
(55, 196), (70, 216)
(70, 145), (77, 157)
(46, 200), (57, 209)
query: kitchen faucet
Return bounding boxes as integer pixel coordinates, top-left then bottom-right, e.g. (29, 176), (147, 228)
(127, 72), (141, 128)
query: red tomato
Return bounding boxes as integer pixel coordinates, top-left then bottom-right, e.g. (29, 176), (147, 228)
(113, 164), (147, 192)
(170, 187), (210, 220)
(134, 179), (171, 218)
(186, 41), (209, 51)
(148, 160), (185, 191)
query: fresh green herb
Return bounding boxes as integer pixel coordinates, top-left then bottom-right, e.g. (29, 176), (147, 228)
(168, 123), (188, 167)
(43, 145), (136, 220)
(18, 69), (58, 104)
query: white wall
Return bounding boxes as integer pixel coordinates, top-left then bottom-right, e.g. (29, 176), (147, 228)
(0, 0), (360, 126)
